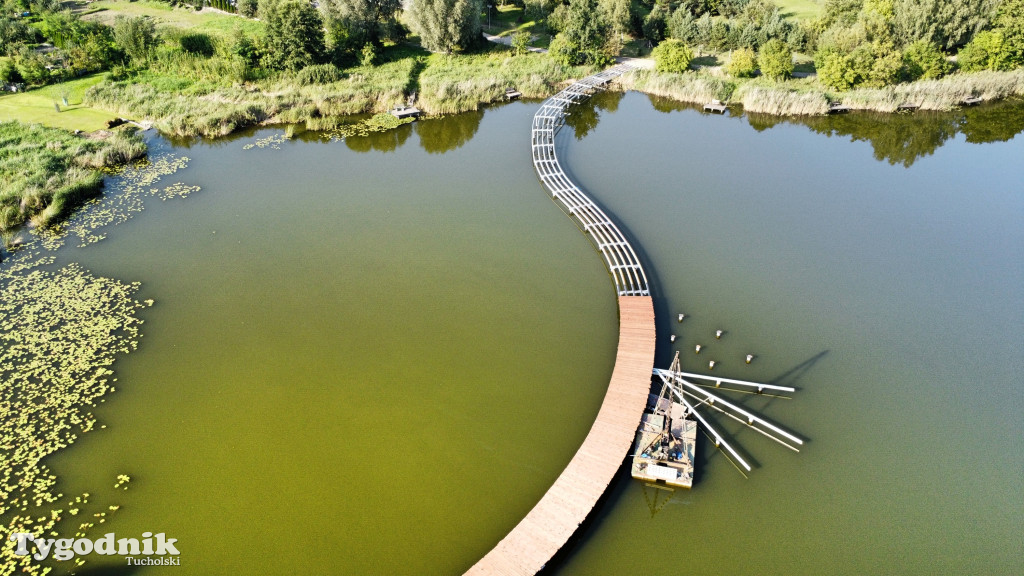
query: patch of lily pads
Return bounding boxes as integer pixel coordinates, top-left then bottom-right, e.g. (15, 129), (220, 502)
(1, 152), (198, 574)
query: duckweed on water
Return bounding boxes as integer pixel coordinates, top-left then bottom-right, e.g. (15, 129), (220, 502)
(1, 254), (149, 575)
(1, 152), (200, 574)
(33, 154), (195, 249)
(242, 134), (288, 150)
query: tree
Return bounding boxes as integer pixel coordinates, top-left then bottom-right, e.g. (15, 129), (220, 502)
(892, 0), (1000, 50)
(320, 0), (402, 51)
(0, 57), (23, 83)
(643, 0), (671, 45)
(238, 0), (259, 17)
(757, 37), (792, 79)
(261, 0), (327, 71)
(816, 46), (858, 89)
(603, 0), (630, 41)
(725, 46), (756, 76)
(548, 0), (610, 65)
(511, 29), (530, 55)
(405, 0), (482, 54)
(958, 29), (1011, 71)
(651, 39), (693, 73)
(901, 39), (949, 79)
(112, 16), (157, 64)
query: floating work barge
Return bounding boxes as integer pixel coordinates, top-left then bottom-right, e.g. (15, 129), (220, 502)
(631, 387), (697, 489)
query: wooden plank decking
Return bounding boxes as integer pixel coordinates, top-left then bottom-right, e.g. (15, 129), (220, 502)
(466, 66), (656, 576)
(465, 296), (656, 575)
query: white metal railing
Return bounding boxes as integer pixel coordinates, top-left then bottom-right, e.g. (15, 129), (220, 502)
(530, 64), (650, 297)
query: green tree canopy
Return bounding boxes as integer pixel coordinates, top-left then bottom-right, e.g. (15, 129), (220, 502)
(320, 0), (402, 51)
(113, 16), (157, 64)
(260, 0), (327, 71)
(651, 39), (694, 73)
(757, 37), (793, 79)
(548, 0), (610, 66)
(405, 0), (482, 54)
(893, 0), (1000, 49)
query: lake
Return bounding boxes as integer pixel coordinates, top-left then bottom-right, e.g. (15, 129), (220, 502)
(20, 91), (1024, 574)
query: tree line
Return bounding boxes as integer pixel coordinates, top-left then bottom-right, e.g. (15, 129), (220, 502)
(2, 0), (1023, 92)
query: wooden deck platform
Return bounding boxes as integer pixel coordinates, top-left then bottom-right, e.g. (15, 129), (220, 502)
(465, 295), (656, 575)
(828, 102), (851, 114)
(704, 100), (727, 113)
(390, 106), (421, 119)
(465, 65), (656, 576)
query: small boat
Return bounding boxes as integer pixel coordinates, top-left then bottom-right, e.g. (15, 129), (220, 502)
(631, 377), (697, 489)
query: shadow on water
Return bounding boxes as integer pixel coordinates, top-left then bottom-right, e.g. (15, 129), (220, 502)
(414, 108), (485, 154)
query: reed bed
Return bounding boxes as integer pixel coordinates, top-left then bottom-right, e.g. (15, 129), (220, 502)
(416, 52), (592, 114)
(735, 82), (830, 115)
(86, 58), (417, 137)
(621, 68), (1024, 115)
(0, 122), (146, 235)
(840, 69), (1024, 111)
(615, 69), (736, 105)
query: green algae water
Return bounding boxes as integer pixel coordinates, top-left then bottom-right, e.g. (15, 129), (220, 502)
(37, 104), (619, 574)
(8, 93), (1022, 575)
(555, 92), (1023, 576)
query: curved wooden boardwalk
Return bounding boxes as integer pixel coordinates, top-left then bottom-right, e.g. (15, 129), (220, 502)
(466, 65), (656, 575)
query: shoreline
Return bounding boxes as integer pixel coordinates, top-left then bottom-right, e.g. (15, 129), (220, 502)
(78, 65), (1024, 140)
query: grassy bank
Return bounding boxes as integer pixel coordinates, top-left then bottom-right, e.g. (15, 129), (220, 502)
(0, 74), (118, 132)
(85, 46), (590, 137)
(617, 68), (1024, 116)
(0, 122), (146, 242)
(417, 52), (593, 114)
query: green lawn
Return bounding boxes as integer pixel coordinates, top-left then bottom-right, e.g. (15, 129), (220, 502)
(75, 0), (264, 37)
(0, 74), (117, 132)
(775, 0), (823, 21)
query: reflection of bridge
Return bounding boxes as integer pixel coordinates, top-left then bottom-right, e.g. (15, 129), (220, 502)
(466, 64), (657, 575)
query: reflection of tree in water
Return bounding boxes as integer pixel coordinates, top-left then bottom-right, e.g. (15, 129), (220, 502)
(746, 113), (788, 132)
(746, 99), (1024, 167)
(646, 93), (693, 115)
(565, 91), (625, 139)
(415, 109), (484, 154)
(344, 123), (414, 153)
(798, 112), (959, 167)
(961, 99), (1024, 144)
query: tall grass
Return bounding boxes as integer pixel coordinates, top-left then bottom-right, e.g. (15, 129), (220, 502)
(735, 81), (829, 115)
(85, 46), (588, 136)
(86, 58), (418, 137)
(840, 69), (1024, 112)
(417, 50), (593, 114)
(0, 122), (146, 237)
(621, 68), (1024, 115)
(616, 70), (736, 105)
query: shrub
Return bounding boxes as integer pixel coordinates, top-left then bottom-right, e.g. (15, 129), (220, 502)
(295, 62), (344, 85)
(15, 52), (50, 85)
(238, 0), (259, 17)
(360, 42), (376, 66)
(958, 30), (1012, 72)
(757, 38), (792, 80)
(816, 47), (857, 90)
(0, 59), (23, 84)
(113, 16), (158, 64)
(180, 33), (215, 57)
(651, 39), (693, 74)
(902, 40), (951, 80)
(726, 47), (757, 77)
(511, 30), (530, 56)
